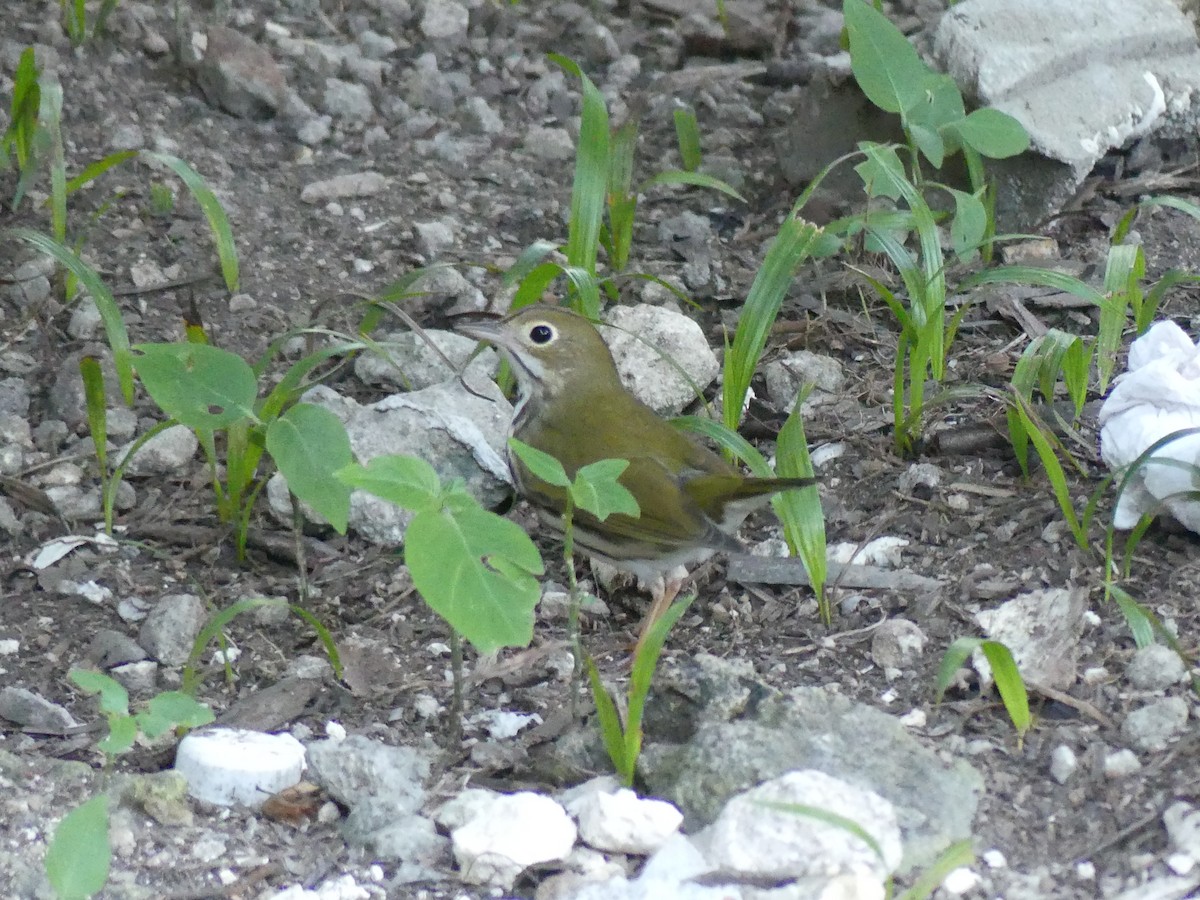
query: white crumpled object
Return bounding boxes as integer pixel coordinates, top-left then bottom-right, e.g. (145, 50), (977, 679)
(1098, 320), (1200, 532)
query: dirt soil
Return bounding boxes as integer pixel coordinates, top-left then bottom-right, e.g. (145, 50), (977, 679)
(2, 0), (1200, 898)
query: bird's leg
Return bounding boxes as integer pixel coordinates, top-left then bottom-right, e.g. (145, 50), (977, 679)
(633, 565), (688, 658)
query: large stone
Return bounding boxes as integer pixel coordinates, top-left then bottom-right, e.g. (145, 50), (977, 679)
(639, 656), (982, 871)
(269, 377), (512, 544)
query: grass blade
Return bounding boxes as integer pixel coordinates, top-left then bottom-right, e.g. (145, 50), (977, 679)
(141, 151), (239, 291)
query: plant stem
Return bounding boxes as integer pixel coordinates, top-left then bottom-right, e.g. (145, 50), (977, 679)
(449, 630), (464, 747)
(562, 499), (582, 718)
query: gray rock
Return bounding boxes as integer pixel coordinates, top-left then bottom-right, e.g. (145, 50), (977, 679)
(401, 53), (457, 114)
(762, 350), (846, 413)
(698, 770), (901, 881)
(869, 618), (927, 671)
(1126, 644), (1188, 691)
(196, 26), (287, 119)
(1121, 696), (1189, 752)
(460, 96), (504, 134)
(1104, 748), (1142, 778)
(108, 123), (145, 151)
(85, 629), (149, 668)
(269, 378), (511, 544)
(934, 0), (1200, 180)
(1049, 745), (1078, 784)
(420, 0), (469, 40)
(602, 305), (720, 416)
(523, 125), (575, 161)
(0, 377), (31, 418)
(307, 734), (431, 810)
(322, 77), (374, 121)
(0, 497), (18, 536)
(933, 0), (1200, 227)
(451, 791), (577, 888)
(639, 657), (982, 871)
(121, 424), (199, 476)
(110, 661), (159, 696)
(138, 594), (207, 666)
(353, 329), (495, 391)
(357, 29), (398, 59)
(413, 218), (457, 258)
(349, 812), (448, 867)
(300, 171), (386, 203)
(973, 587), (1087, 691)
(0, 687), (79, 731)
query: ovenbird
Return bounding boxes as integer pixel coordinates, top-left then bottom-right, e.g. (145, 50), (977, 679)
(457, 304), (816, 647)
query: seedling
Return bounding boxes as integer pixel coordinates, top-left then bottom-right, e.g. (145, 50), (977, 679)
(45, 671), (213, 900)
(508, 438), (640, 712)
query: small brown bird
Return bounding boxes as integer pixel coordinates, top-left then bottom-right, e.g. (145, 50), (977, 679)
(457, 305), (816, 648)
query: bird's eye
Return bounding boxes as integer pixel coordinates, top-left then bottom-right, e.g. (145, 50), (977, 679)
(529, 324), (555, 345)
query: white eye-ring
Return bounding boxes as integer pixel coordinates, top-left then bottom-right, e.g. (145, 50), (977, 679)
(528, 322), (556, 345)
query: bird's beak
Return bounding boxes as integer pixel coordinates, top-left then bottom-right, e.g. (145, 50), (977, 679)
(454, 316), (503, 344)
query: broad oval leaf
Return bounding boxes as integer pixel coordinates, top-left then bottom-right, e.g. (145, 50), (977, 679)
(133, 343), (257, 430)
(266, 403), (353, 533)
(45, 794), (111, 900)
(336, 455), (441, 511)
(843, 0), (930, 115)
(405, 499), (543, 653)
(953, 108), (1030, 159)
(572, 458), (639, 521)
(509, 438), (571, 488)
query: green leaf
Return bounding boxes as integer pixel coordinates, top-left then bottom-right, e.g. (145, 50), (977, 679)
(136, 691), (214, 739)
(141, 152), (239, 291)
(336, 455), (442, 511)
(266, 403), (353, 533)
(638, 168), (747, 204)
(405, 498), (543, 653)
(571, 458), (640, 521)
(586, 655), (632, 784)
(45, 794), (111, 900)
(133, 343), (258, 430)
(948, 188), (987, 258)
(63, 150), (137, 196)
(96, 714), (137, 756)
(937, 637), (1031, 738)
(843, 0), (931, 115)
(6, 228), (135, 402)
(508, 438), (571, 488)
(70, 670), (129, 716)
(723, 217), (824, 430)
(953, 108), (1030, 159)
(907, 123), (944, 169)
(548, 54), (608, 279)
(673, 107), (702, 171)
(906, 73), (966, 134)
(503, 240), (560, 289)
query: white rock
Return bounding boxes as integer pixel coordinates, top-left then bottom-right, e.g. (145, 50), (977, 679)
(1165, 801), (1200, 860)
(942, 866), (982, 894)
(602, 305), (720, 416)
(1103, 748), (1142, 778)
(698, 769), (902, 880)
(1049, 744), (1078, 784)
(1126, 643), (1187, 691)
(828, 536), (908, 567)
(122, 424), (199, 475)
(174, 728), (307, 807)
(762, 349), (846, 411)
(451, 791), (577, 887)
(569, 786), (683, 855)
(972, 587), (1086, 691)
(420, 0), (468, 40)
(1099, 320), (1200, 533)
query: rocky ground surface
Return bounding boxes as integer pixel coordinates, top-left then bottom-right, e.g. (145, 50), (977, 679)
(2, 0), (1200, 898)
